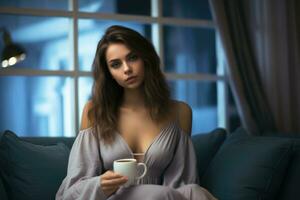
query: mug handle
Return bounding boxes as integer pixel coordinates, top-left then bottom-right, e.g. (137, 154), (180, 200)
(136, 163), (147, 180)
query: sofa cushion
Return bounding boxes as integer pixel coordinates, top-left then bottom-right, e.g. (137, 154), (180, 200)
(201, 127), (293, 200)
(0, 130), (70, 200)
(277, 140), (300, 200)
(0, 176), (8, 200)
(21, 136), (75, 149)
(191, 128), (227, 179)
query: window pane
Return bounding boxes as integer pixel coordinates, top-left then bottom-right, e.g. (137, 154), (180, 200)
(78, 0), (150, 15)
(0, 76), (74, 137)
(163, 0), (212, 20)
(168, 80), (217, 134)
(78, 20), (152, 71)
(163, 26), (216, 74)
(0, 0), (69, 10)
(0, 15), (72, 70)
(78, 77), (93, 125)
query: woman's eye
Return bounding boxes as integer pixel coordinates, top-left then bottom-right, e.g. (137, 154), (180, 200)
(111, 62), (121, 68)
(128, 55), (138, 61)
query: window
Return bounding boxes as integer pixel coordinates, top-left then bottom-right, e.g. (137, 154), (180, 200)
(0, 0), (238, 136)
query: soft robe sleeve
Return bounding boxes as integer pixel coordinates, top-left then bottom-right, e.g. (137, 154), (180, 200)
(55, 128), (107, 200)
(163, 132), (200, 188)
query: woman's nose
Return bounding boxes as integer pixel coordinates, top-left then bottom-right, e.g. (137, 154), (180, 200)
(123, 61), (132, 74)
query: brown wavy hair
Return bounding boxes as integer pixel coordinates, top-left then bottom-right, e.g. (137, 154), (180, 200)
(89, 25), (171, 144)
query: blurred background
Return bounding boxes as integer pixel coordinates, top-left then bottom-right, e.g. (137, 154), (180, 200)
(0, 0), (240, 137)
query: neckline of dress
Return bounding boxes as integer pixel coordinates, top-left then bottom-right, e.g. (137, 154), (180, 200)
(116, 120), (177, 160)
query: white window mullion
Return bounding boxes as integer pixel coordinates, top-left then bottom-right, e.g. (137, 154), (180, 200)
(0, 7), (214, 29)
(216, 32), (229, 130)
(166, 73), (225, 81)
(69, 0), (79, 136)
(151, 0), (164, 70)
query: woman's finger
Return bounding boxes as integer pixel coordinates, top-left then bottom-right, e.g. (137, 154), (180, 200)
(101, 176), (127, 187)
(102, 174), (124, 180)
(101, 171), (124, 180)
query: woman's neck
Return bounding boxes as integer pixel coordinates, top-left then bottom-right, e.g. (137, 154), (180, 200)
(122, 88), (145, 110)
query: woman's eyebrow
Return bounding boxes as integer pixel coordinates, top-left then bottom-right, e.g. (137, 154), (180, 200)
(108, 58), (120, 64)
(108, 51), (134, 63)
(125, 51), (136, 58)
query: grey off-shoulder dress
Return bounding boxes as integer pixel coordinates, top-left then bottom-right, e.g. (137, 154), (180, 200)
(56, 121), (217, 200)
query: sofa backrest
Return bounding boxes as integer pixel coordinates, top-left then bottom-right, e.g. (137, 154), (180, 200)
(260, 130), (300, 200)
(191, 128), (227, 179)
(0, 130), (75, 200)
(0, 129), (226, 200)
(271, 137), (300, 200)
(21, 136), (75, 149)
(2, 128), (299, 200)
(0, 176), (8, 200)
(200, 127), (300, 200)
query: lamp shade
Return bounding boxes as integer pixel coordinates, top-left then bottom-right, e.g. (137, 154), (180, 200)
(1, 28), (26, 68)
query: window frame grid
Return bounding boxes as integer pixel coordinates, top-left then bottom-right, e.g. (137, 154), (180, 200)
(0, 0), (229, 135)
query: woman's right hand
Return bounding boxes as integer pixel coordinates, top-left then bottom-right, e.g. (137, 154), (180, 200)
(100, 170), (128, 197)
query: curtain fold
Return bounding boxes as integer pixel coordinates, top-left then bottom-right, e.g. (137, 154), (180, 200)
(210, 0), (300, 134)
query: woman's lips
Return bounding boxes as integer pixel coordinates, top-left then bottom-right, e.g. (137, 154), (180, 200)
(125, 76), (137, 83)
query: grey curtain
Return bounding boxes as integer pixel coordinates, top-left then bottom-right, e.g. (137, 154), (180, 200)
(209, 0), (300, 134)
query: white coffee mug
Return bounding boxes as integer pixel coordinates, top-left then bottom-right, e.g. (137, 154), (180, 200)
(113, 158), (147, 187)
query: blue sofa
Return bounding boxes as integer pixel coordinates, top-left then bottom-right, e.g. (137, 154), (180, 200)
(0, 128), (299, 200)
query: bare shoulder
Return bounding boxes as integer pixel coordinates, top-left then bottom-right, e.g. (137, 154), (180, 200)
(174, 100), (192, 115)
(172, 100), (192, 135)
(80, 100), (94, 130)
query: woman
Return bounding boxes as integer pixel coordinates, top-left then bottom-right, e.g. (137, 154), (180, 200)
(56, 25), (217, 200)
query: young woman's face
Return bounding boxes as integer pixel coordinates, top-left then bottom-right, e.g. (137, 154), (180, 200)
(106, 43), (145, 89)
